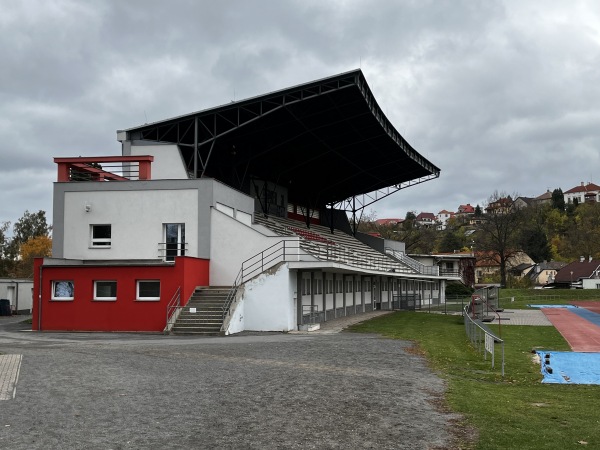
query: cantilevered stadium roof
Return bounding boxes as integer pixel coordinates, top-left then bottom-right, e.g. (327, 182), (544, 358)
(118, 69), (439, 210)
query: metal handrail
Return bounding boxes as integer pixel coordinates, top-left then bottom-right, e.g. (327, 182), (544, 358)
(164, 286), (181, 333)
(219, 239), (444, 332)
(385, 248), (439, 276)
(463, 303), (504, 376)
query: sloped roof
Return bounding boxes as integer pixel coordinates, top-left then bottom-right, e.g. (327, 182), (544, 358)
(119, 69), (440, 208)
(416, 212), (436, 220)
(555, 259), (600, 282)
(564, 182), (600, 194)
(535, 190), (553, 201)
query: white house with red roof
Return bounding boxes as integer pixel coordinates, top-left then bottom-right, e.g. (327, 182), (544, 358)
(416, 212), (436, 228)
(564, 182), (600, 205)
(436, 210), (454, 230)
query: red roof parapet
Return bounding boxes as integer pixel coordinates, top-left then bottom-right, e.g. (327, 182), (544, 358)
(54, 156), (154, 182)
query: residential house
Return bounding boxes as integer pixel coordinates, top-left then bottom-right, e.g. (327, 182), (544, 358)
(485, 196), (513, 214)
(436, 210), (454, 230)
(528, 261), (567, 287)
(513, 197), (534, 209)
(534, 190), (553, 205)
(553, 256), (600, 289)
(475, 251), (534, 284)
(564, 182), (600, 205)
(415, 212), (436, 228)
(375, 218), (404, 227)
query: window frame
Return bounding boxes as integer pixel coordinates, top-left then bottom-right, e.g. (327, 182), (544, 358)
(51, 280), (74, 301)
(93, 280), (117, 301)
(90, 224), (112, 248)
(136, 280), (161, 301)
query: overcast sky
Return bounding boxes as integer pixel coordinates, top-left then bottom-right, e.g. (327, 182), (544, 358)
(2, 0), (600, 230)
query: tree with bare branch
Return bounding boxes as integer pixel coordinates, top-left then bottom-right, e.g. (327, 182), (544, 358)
(476, 191), (524, 287)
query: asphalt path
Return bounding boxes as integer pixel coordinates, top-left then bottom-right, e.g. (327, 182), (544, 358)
(0, 314), (462, 449)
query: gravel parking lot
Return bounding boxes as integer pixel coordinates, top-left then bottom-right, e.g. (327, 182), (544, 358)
(0, 314), (462, 449)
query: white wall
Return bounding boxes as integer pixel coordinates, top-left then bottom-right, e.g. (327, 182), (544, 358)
(209, 208), (301, 286)
(0, 279), (33, 313)
(225, 297), (245, 335)
(243, 264), (296, 331)
(62, 189), (199, 260)
(130, 144), (189, 180)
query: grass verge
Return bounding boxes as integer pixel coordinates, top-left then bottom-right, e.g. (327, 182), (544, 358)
(349, 312), (600, 449)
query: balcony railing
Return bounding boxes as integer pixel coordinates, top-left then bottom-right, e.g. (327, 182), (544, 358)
(54, 156), (154, 182)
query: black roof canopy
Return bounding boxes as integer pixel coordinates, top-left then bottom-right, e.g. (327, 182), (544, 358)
(119, 69), (439, 209)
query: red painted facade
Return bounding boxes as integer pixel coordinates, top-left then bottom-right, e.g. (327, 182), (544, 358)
(33, 257), (209, 332)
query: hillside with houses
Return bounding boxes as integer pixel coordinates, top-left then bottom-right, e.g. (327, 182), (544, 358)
(362, 181), (600, 289)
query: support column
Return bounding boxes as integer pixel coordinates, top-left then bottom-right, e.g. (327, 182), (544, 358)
(322, 272), (327, 322)
(341, 275), (346, 319)
(296, 270), (303, 328)
(388, 277), (392, 310)
(343, 273), (347, 316)
(361, 275), (365, 313)
(332, 273), (336, 322)
(353, 275), (357, 314)
(310, 271), (315, 318)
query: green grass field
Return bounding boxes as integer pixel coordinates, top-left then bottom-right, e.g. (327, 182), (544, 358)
(349, 307), (600, 449)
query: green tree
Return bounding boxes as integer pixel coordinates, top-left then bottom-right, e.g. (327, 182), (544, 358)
(0, 221), (15, 277)
(551, 188), (565, 211)
(438, 229), (465, 253)
(561, 203), (600, 260)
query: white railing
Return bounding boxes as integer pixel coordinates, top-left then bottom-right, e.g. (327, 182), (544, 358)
(385, 248), (439, 276)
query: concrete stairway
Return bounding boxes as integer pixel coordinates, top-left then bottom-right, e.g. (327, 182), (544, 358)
(171, 287), (231, 336)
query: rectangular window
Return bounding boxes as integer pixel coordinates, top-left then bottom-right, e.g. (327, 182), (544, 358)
(365, 280), (371, 292)
(356, 280), (361, 292)
(346, 280), (352, 293)
(336, 280), (343, 293)
(94, 281), (117, 301)
(164, 223), (185, 262)
(315, 279), (322, 295)
(137, 280), (160, 301)
(302, 278), (311, 295)
(326, 279), (333, 294)
(52, 281), (74, 300)
(91, 224), (111, 247)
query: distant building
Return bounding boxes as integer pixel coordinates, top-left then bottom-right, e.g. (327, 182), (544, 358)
(485, 196), (513, 215)
(415, 212), (436, 228)
(553, 256), (600, 289)
(534, 190), (553, 205)
(436, 210), (454, 230)
(528, 261), (567, 286)
(564, 182), (600, 205)
(375, 218), (404, 226)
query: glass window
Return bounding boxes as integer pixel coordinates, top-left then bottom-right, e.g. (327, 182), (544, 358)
(164, 223), (185, 262)
(52, 281), (74, 300)
(91, 224), (111, 247)
(137, 281), (160, 300)
(94, 281), (117, 301)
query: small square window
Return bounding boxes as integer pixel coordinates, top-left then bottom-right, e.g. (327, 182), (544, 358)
(94, 281), (117, 301)
(91, 224), (111, 247)
(52, 281), (74, 300)
(137, 280), (160, 301)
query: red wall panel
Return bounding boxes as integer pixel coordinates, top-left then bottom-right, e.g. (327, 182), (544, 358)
(33, 257), (209, 332)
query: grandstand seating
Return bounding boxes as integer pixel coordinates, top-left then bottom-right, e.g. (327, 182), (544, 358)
(254, 214), (417, 274)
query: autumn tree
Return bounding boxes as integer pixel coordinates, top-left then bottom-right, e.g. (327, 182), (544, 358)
(476, 192), (524, 287)
(18, 235), (52, 277)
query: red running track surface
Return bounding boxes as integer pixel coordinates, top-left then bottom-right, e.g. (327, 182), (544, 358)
(541, 307), (600, 352)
